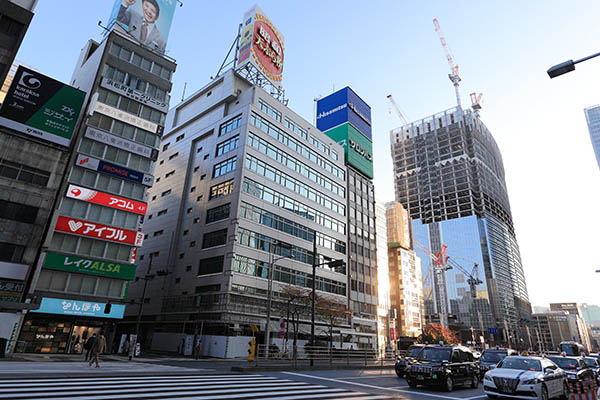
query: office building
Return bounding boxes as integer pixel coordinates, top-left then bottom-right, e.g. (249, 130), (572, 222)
(532, 311), (583, 353)
(0, 0), (35, 86)
(390, 106), (531, 345)
(584, 105), (600, 170)
(316, 87), (378, 349)
(580, 303), (600, 327)
(15, 1), (177, 353)
(375, 200), (391, 352)
(549, 303), (592, 351)
(386, 201), (423, 339)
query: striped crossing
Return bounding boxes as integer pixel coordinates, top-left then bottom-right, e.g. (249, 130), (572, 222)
(0, 373), (390, 399)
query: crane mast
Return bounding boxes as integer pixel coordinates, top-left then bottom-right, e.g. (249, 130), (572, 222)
(387, 94), (409, 126)
(433, 18), (462, 108)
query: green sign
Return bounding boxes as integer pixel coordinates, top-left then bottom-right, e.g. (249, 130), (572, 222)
(0, 66), (86, 147)
(323, 122), (373, 178)
(43, 252), (136, 280)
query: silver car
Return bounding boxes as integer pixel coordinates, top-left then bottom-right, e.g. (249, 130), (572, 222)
(483, 356), (568, 400)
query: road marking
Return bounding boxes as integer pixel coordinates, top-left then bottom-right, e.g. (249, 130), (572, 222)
(335, 375), (397, 380)
(463, 396), (487, 400)
(282, 372), (475, 400)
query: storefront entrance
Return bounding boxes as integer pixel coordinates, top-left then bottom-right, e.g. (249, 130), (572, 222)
(68, 325), (102, 354)
(18, 317), (104, 354)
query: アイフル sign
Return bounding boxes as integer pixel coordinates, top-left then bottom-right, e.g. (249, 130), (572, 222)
(54, 215), (144, 247)
(66, 184), (147, 215)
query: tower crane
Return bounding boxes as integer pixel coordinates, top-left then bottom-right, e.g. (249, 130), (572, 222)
(433, 18), (461, 108)
(387, 94), (409, 126)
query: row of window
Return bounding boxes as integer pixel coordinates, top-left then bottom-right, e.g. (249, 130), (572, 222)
(0, 14), (24, 38)
(0, 241), (25, 263)
(216, 135), (239, 157)
(258, 98), (282, 122)
(309, 134), (338, 161)
(239, 202), (346, 255)
(102, 64), (168, 101)
(213, 157), (236, 178)
(233, 255), (346, 296)
(69, 166), (146, 201)
(0, 200), (39, 224)
(247, 132), (345, 197)
(50, 232), (131, 262)
(350, 279), (376, 296)
(219, 115), (242, 137)
(88, 113), (158, 148)
(236, 228), (314, 265)
(0, 159), (51, 187)
(250, 112), (345, 181)
(37, 269), (125, 299)
(198, 256), (224, 276)
(206, 203), (230, 224)
(202, 228), (228, 249)
(97, 88), (164, 125)
(242, 178), (345, 235)
(79, 138), (152, 173)
(284, 118), (307, 140)
(209, 179), (234, 200)
(245, 155), (346, 216)
(109, 43), (173, 80)
(59, 198), (139, 231)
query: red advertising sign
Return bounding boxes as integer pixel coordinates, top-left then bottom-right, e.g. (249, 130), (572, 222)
(253, 19), (284, 80)
(55, 216), (144, 247)
(67, 184), (147, 215)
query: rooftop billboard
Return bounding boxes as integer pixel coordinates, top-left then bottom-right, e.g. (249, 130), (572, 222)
(0, 66), (86, 147)
(108, 0), (177, 54)
(236, 5), (284, 88)
(316, 87), (372, 140)
(323, 122), (373, 179)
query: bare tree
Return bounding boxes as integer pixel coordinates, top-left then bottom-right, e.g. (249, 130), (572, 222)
(279, 285), (311, 358)
(315, 294), (350, 350)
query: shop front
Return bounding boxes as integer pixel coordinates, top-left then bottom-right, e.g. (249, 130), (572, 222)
(17, 297), (125, 353)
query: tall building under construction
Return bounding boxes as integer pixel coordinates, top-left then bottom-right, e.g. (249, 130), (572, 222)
(390, 106), (531, 345)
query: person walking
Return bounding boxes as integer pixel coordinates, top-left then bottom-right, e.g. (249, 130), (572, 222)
(83, 333), (96, 361)
(89, 331), (106, 368)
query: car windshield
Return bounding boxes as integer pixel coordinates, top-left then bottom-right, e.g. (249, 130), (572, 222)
(417, 347), (452, 362)
(481, 351), (506, 363)
(409, 346), (423, 358)
(498, 357), (542, 371)
(583, 358), (597, 367)
(548, 357), (578, 370)
(560, 344), (580, 356)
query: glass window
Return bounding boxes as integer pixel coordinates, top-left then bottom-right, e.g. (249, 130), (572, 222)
(81, 276), (97, 294)
(67, 274), (83, 292)
(49, 271), (68, 291)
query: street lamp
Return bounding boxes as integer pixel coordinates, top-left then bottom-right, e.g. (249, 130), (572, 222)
(264, 240), (291, 358)
(547, 51), (600, 78)
(309, 231), (345, 366)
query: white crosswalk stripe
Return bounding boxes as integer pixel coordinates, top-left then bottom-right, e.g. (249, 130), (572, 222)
(0, 374), (390, 400)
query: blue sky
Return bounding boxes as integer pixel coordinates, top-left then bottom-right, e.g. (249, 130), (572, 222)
(17, 1), (600, 306)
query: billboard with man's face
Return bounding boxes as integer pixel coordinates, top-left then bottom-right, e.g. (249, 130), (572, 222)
(108, 0), (177, 54)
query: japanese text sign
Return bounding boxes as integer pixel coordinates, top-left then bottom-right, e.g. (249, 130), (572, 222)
(54, 216), (144, 247)
(31, 297), (125, 319)
(67, 184), (147, 215)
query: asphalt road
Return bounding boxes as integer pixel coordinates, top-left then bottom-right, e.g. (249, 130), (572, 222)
(263, 369), (487, 400)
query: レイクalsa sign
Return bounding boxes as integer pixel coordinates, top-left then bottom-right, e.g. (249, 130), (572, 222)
(43, 252), (136, 280)
(236, 5), (284, 88)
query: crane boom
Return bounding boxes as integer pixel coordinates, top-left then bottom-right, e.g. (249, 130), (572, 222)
(433, 18), (462, 108)
(387, 94), (409, 126)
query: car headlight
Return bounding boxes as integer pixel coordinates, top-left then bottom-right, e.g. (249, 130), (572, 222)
(484, 374), (493, 382)
(523, 378), (539, 384)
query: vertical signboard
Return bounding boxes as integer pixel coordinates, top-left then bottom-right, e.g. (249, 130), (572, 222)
(236, 5), (284, 88)
(107, 0), (177, 54)
(0, 66), (86, 147)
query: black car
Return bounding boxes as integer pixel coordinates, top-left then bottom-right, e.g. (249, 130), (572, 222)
(478, 348), (518, 378)
(583, 357), (600, 384)
(405, 345), (480, 391)
(547, 356), (595, 387)
(395, 344), (425, 378)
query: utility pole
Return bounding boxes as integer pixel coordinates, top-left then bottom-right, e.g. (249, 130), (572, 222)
(310, 233), (317, 367)
(264, 242), (276, 359)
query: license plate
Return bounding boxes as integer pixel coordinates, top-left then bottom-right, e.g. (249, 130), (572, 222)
(417, 375), (424, 381)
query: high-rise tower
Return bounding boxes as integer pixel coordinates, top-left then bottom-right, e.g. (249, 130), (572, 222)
(390, 106), (531, 345)
(584, 105), (600, 171)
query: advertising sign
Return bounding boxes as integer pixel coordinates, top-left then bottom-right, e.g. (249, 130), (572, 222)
(85, 126), (157, 161)
(94, 101), (159, 135)
(107, 0), (176, 55)
(43, 252), (136, 280)
(76, 154), (154, 187)
(0, 66), (86, 147)
(67, 184), (147, 215)
(54, 215), (144, 247)
(31, 297), (125, 319)
(316, 87), (372, 140)
(0, 279), (25, 302)
(324, 122), (373, 179)
(236, 5), (284, 88)
(100, 77), (168, 113)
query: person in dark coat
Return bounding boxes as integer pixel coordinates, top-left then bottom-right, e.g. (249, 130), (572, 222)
(83, 333), (97, 361)
(89, 331), (107, 368)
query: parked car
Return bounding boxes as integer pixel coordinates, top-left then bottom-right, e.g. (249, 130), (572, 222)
(583, 357), (600, 384)
(483, 356), (568, 400)
(404, 345), (480, 391)
(395, 344), (425, 378)
(478, 348), (519, 378)
(546, 356), (595, 387)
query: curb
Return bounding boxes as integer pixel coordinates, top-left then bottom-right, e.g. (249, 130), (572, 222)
(232, 364), (394, 372)
(0, 370), (243, 379)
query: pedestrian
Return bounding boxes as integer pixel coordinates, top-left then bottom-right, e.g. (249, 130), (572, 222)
(89, 331), (106, 368)
(122, 338), (129, 356)
(83, 333), (97, 361)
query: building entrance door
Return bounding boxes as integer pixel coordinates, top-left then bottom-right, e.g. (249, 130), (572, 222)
(68, 325), (101, 354)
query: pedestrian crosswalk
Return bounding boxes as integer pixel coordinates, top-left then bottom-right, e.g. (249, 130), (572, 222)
(0, 373), (390, 399)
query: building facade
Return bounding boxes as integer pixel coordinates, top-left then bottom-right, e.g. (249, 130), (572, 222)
(126, 70), (353, 355)
(0, 0), (35, 86)
(16, 26), (176, 353)
(584, 105), (600, 171)
(532, 311), (582, 353)
(386, 201), (423, 339)
(375, 200), (391, 353)
(549, 303), (592, 352)
(390, 106), (531, 345)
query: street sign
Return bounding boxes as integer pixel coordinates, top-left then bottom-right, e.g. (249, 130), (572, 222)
(488, 328), (499, 335)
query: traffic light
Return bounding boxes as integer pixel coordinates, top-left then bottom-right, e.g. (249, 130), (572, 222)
(248, 337), (256, 361)
(104, 303), (112, 314)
